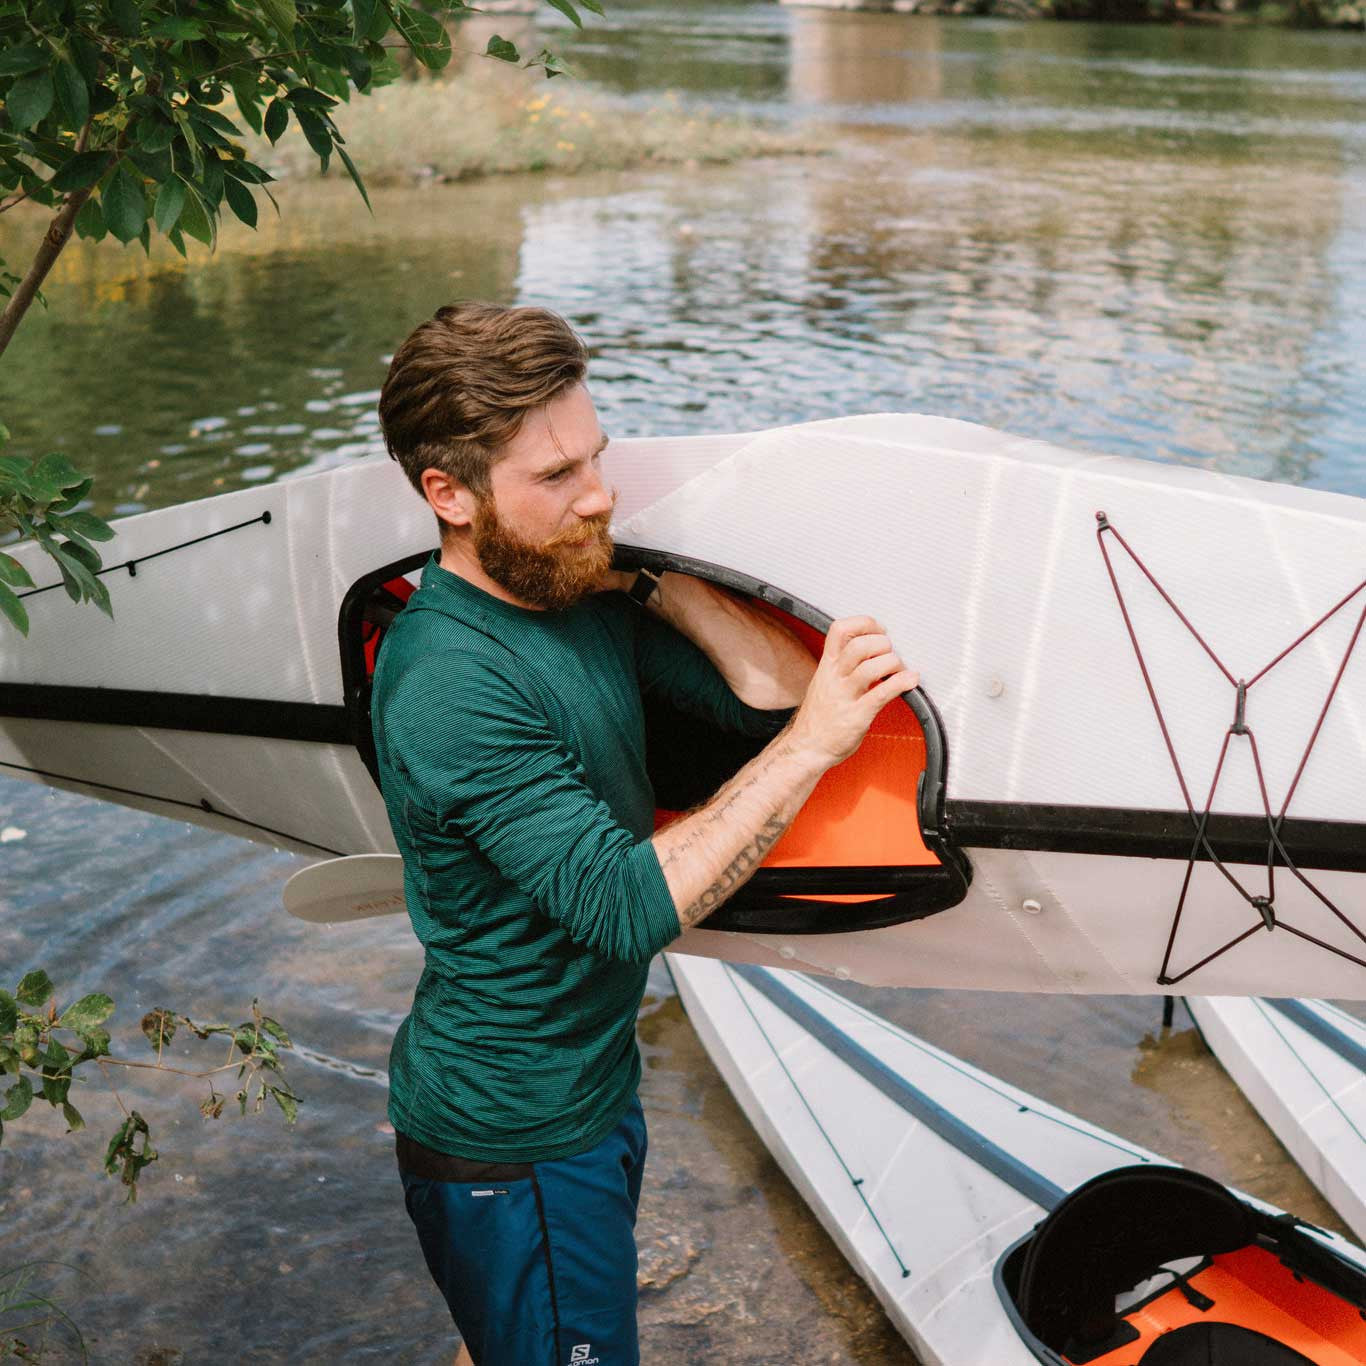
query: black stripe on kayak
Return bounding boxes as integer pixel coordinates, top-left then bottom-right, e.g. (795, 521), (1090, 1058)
(1264, 999), (1366, 1073)
(735, 964), (1066, 1211)
(0, 684), (351, 744)
(946, 801), (1366, 874)
(0, 756), (345, 856)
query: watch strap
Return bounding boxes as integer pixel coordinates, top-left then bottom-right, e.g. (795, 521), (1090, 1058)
(627, 569), (661, 606)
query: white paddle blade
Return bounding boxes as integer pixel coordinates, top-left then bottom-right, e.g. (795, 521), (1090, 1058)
(283, 854), (407, 923)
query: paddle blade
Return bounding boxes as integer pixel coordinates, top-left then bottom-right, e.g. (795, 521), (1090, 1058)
(283, 854), (407, 923)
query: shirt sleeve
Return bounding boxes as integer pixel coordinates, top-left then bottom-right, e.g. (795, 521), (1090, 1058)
(380, 650), (682, 964)
(632, 606), (796, 739)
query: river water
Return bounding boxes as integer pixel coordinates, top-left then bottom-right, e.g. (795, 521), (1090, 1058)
(1, 6), (1365, 1362)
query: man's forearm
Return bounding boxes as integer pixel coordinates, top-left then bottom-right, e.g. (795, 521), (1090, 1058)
(644, 572), (814, 710)
(651, 725), (827, 931)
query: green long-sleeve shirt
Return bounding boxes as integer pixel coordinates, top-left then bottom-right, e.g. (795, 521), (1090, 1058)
(372, 556), (789, 1162)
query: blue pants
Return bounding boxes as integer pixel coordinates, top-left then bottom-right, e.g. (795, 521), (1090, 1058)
(398, 1097), (647, 1366)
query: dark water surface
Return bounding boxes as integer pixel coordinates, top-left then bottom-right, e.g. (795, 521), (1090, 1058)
(2, 5), (1365, 1361)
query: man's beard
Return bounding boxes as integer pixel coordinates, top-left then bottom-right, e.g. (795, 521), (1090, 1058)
(471, 498), (615, 611)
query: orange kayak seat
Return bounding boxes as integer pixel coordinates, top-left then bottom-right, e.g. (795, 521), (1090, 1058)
(1002, 1164), (1366, 1366)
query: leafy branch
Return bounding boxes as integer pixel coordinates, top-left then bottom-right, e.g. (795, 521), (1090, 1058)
(0, 424), (113, 636)
(0, 970), (300, 1203)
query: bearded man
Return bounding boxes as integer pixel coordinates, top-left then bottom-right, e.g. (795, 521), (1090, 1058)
(374, 301), (916, 1366)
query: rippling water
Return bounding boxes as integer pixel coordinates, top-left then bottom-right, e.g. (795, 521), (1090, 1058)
(2, 7), (1364, 1362)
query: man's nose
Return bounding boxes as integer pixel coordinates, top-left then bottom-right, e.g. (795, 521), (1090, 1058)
(574, 470), (615, 519)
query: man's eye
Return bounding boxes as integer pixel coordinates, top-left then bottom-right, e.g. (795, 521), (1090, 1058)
(546, 468), (570, 482)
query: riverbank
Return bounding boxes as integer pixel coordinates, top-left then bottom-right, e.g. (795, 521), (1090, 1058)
(779, 0), (1362, 26)
(239, 61), (829, 188)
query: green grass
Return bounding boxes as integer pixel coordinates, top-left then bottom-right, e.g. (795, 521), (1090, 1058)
(240, 62), (827, 187)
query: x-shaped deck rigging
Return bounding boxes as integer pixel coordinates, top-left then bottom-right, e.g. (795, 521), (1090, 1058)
(1096, 512), (1366, 985)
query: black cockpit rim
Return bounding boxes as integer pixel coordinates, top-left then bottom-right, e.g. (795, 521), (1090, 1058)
(336, 544), (973, 935)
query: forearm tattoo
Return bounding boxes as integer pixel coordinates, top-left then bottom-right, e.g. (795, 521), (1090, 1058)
(674, 812), (788, 930)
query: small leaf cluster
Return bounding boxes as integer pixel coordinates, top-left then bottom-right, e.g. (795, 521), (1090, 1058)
(175, 999), (299, 1126)
(1, 970), (300, 1202)
(0, 422), (113, 635)
(0, 969), (114, 1143)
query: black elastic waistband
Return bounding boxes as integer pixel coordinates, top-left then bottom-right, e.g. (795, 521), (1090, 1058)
(394, 1129), (535, 1182)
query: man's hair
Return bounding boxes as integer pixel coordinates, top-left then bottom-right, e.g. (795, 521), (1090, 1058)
(378, 301), (589, 499)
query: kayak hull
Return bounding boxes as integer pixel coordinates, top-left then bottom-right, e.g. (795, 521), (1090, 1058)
(1188, 995), (1366, 1244)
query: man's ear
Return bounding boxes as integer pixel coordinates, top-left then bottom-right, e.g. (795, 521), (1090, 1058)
(420, 466), (478, 530)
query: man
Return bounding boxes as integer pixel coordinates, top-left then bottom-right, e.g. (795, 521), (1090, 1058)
(374, 301), (916, 1366)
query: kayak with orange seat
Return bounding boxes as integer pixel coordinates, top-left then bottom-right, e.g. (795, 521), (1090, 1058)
(666, 951), (1366, 1365)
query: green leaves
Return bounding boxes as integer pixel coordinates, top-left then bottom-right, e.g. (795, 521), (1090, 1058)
(153, 175), (186, 233)
(0, 437), (115, 634)
(0, 44), (49, 78)
(102, 164), (148, 244)
(543, 0), (585, 27)
(15, 971), (53, 1009)
(487, 35), (520, 63)
(58, 994), (115, 1033)
(260, 0), (299, 35)
(263, 98), (290, 144)
(0, 583), (28, 636)
(223, 174), (258, 228)
(51, 152), (113, 194)
(352, 0), (380, 41)
(146, 15), (207, 41)
(392, 3), (451, 69)
(53, 59), (89, 128)
(104, 1111), (157, 1200)
(0, 966), (302, 1198)
(1, 1076), (33, 1122)
(7, 68), (54, 130)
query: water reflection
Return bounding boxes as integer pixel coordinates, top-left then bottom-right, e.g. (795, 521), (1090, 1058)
(787, 14), (945, 105)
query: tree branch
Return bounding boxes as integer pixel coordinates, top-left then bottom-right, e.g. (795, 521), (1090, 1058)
(0, 123), (116, 363)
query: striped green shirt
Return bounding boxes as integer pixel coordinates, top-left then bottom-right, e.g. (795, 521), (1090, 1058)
(372, 556), (787, 1162)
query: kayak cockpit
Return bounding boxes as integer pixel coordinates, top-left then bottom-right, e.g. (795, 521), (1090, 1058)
(337, 547), (972, 936)
(997, 1165), (1366, 1365)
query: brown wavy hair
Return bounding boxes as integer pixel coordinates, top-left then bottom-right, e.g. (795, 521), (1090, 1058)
(378, 301), (589, 499)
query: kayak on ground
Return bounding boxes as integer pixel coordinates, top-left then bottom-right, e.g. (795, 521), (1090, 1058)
(667, 950), (1366, 1365)
(1188, 996), (1366, 1247)
(2, 414), (1365, 997)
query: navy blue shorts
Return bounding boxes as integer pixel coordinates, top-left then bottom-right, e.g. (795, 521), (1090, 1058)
(397, 1096), (647, 1366)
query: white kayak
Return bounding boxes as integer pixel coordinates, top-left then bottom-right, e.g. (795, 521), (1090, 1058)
(667, 951), (1366, 1366)
(3, 413), (1366, 997)
(1188, 996), (1366, 1245)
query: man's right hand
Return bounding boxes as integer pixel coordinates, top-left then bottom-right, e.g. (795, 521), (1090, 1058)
(788, 616), (919, 770)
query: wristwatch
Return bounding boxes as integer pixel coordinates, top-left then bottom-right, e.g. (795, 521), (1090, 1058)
(627, 568), (662, 606)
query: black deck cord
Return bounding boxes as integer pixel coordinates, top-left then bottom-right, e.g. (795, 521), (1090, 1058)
(16, 511), (272, 600)
(1095, 512), (1366, 986)
(0, 755), (344, 857)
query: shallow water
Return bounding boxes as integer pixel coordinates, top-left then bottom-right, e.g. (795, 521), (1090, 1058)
(2, 5), (1365, 1361)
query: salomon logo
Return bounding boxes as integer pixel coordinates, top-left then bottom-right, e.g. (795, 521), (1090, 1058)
(569, 1346), (598, 1365)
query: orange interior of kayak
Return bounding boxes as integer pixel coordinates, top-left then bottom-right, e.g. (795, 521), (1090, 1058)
(653, 603), (938, 900)
(371, 577), (937, 896)
(1076, 1245), (1366, 1366)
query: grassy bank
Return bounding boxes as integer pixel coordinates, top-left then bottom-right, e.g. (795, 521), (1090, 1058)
(240, 61), (826, 188)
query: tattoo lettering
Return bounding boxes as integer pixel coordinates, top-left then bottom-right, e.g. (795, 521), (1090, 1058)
(677, 814), (787, 930)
